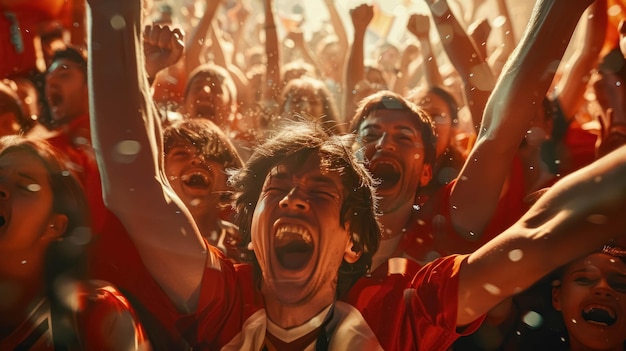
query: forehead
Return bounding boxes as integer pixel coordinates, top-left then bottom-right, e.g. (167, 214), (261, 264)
(566, 253), (626, 274)
(0, 150), (49, 179)
(265, 152), (344, 188)
(47, 59), (85, 76)
(359, 109), (422, 133)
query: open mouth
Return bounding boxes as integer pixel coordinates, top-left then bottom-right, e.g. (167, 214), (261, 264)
(181, 172), (210, 189)
(274, 225), (313, 270)
(47, 91), (63, 108)
(581, 305), (617, 326)
(0, 216), (5, 227)
(370, 161), (400, 190)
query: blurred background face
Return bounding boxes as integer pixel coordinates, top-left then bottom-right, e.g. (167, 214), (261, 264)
(183, 74), (232, 128)
(417, 92), (453, 158)
(164, 142), (229, 215)
(45, 59), (88, 124)
(553, 252), (626, 351)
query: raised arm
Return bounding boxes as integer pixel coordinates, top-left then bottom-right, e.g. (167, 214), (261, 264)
(553, 0), (607, 120)
(424, 0), (496, 131)
(406, 13), (444, 88)
(486, 0), (516, 77)
(448, 0), (595, 238)
(263, 0), (282, 105)
(185, 0), (221, 74)
(88, 0), (207, 312)
(343, 4), (374, 120)
(458, 143), (626, 326)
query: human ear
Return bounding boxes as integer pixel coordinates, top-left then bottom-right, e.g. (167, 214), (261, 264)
(551, 284), (562, 311)
(42, 214), (68, 242)
(344, 235), (363, 264)
(419, 163), (433, 187)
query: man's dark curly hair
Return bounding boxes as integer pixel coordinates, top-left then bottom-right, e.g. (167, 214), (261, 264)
(229, 120), (380, 297)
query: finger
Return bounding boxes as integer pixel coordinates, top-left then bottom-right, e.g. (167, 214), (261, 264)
(157, 25), (172, 49)
(171, 27), (185, 47)
(148, 24), (160, 46)
(143, 25), (152, 44)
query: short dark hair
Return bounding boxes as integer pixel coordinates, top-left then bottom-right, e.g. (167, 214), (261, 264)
(49, 45), (88, 77)
(349, 90), (437, 167)
(163, 118), (243, 169)
(229, 120), (380, 296)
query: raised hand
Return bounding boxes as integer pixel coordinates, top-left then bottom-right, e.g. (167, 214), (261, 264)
(143, 24), (184, 81)
(407, 13), (431, 39)
(350, 4), (374, 31)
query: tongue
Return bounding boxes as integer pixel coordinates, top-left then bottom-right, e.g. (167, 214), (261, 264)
(582, 307), (616, 326)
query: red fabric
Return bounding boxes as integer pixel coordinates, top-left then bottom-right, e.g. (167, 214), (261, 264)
(346, 255), (484, 351)
(45, 114), (107, 235)
(0, 0), (72, 78)
(89, 216), (262, 350)
(561, 122), (597, 176)
(75, 281), (151, 351)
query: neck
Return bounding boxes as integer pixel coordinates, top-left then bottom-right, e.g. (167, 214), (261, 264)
(378, 203), (413, 238)
(263, 285), (335, 329)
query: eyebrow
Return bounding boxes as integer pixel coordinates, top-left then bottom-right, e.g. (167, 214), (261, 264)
(360, 123), (418, 135)
(17, 171), (41, 183)
(268, 170), (340, 189)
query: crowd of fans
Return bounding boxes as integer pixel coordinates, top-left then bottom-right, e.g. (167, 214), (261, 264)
(2, 0), (626, 350)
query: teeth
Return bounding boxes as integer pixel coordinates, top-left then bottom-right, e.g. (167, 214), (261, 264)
(584, 304), (616, 319)
(276, 225), (312, 244)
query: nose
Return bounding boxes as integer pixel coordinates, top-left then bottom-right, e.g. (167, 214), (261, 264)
(278, 187), (310, 212)
(190, 152), (207, 166)
(375, 133), (395, 151)
(593, 278), (614, 297)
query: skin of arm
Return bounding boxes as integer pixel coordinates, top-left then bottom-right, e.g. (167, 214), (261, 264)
(285, 29), (320, 76)
(486, 0), (516, 77)
(87, 0), (207, 313)
(457, 143), (626, 326)
(553, 0), (607, 120)
(407, 13), (444, 88)
(263, 0), (281, 104)
(392, 43), (421, 95)
(448, 0), (595, 238)
(184, 0), (221, 75)
(343, 4), (373, 121)
(425, 0), (495, 132)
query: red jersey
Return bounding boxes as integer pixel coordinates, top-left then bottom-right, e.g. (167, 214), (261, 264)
(0, 280), (150, 351)
(345, 255), (484, 351)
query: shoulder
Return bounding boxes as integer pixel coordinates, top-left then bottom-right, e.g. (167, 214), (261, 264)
(74, 280), (151, 350)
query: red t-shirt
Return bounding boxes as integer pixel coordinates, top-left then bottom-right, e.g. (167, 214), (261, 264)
(345, 255), (484, 351)
(0, 280), (149, 350)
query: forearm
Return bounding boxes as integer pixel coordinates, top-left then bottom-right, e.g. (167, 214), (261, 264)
(426, 0), (495, 128)
(417, 37), (443, 88)
(555, 0), (606, 119)
(185, 0), (220, 73)
(451, 0), (593, 238)
(459, 145), (626, 325)
(263, 0), (281, 102)
(88, 1), (207, 312)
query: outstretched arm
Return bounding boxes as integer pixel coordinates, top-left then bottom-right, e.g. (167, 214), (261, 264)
(449, 0), (595, 238)
(424, 0), (496, 131)
(88, 0), (207, 312)
(458, 144), (626, 326)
